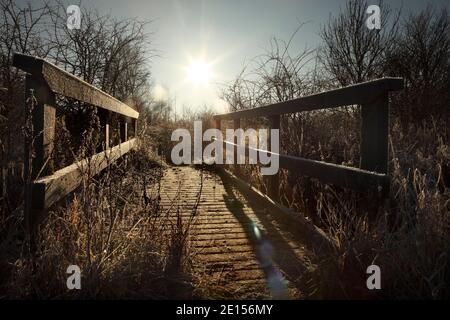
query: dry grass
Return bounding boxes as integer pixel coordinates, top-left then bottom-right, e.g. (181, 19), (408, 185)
(228, 111), (450, 300)
(2, 92), (447, 300)
(0, 138), (197, 299)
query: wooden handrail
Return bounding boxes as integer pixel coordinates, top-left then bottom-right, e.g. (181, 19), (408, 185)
(13, 53), (139, 212)
(13, 53), (139, 119)
(32, 138), (137, 210)
(214, 77), (404, 200)
(214, 77), (403, 120)
(220, 139), (390, 195)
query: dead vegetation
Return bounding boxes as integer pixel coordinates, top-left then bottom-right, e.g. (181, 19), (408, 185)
(2, 131), (198, 298)
(219, 1), (450, 299)
(0, 0), (449, 300)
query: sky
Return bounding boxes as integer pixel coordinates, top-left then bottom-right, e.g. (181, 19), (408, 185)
(18, 0), (450, 115)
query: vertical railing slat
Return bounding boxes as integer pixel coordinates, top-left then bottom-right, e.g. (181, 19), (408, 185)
(105, 124), (110, 149)
(24, 74), (55, 250)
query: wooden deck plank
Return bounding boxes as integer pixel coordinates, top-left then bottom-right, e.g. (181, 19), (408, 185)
(158, 165), (308, 299)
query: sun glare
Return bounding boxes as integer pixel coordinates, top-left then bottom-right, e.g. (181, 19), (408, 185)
(187, 60), (210, 86)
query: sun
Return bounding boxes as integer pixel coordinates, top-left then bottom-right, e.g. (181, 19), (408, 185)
(187, 60), (210, 86)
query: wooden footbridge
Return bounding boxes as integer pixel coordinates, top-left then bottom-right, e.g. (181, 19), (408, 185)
(159, 166), (313, 298)
(13, 53), (403, 298)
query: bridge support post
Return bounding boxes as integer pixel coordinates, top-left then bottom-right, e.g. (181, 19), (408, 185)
(215, 119), (221, 131)
(25, 74), (56, 179)
(24, 74), (56, 254)
(268, 115), (280, 202)
(98, 109), (111, 150)
(360, 92), (389, 174)
(233, 118), (241, 176)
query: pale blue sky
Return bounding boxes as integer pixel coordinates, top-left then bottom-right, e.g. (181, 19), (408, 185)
(16, 0), (450, 114)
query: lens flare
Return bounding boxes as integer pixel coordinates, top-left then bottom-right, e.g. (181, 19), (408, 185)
(187, 60), (210, 85)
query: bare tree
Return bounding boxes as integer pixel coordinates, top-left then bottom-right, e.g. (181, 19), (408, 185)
(47, 1), (153, 101)
(0, 0), (156, 215)
(319, 0), (400, 86)
(222, 25), (316, 112)
(0, 0), (52, 123)
(386, 5), (450, 119)
(0, 0), (53, 212)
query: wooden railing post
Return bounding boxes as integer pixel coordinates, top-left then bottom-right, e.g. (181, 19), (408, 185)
(25, 74), (56, 179)
(268, 114), (280, 201)
(14, 53), (139, 214)
(105, 124), (110, 149)
(24, 74), (55, 251)
(215, 118), (221, 131)
(98, 109), (111, 150)
(360, 92), (389, 174)
(234, 118), (241, 176)
(213, 78), (402, 198)
(214, 118), (223, 164)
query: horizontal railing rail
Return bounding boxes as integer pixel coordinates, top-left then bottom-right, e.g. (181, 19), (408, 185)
(214, 77), (403, 120)
(13, 54), (139, 118)
(32, 139), (136, 209)
(213, 77), (404, 200)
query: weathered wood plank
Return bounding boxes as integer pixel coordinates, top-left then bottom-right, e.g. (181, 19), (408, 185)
(13, 53), (139, 119)
(216, 167), (334, 251)
(221, 140), (389, 195)
(268, 114), (280, 201)
(105, 124), (110, 150)
(214, 77), (403, 120)
(233, 118), (241, 174)
(159, 165), (310, 298)
(25, 74), (56, 178)
(279, 153), (390, 195)
(32, 138), (137, 209)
